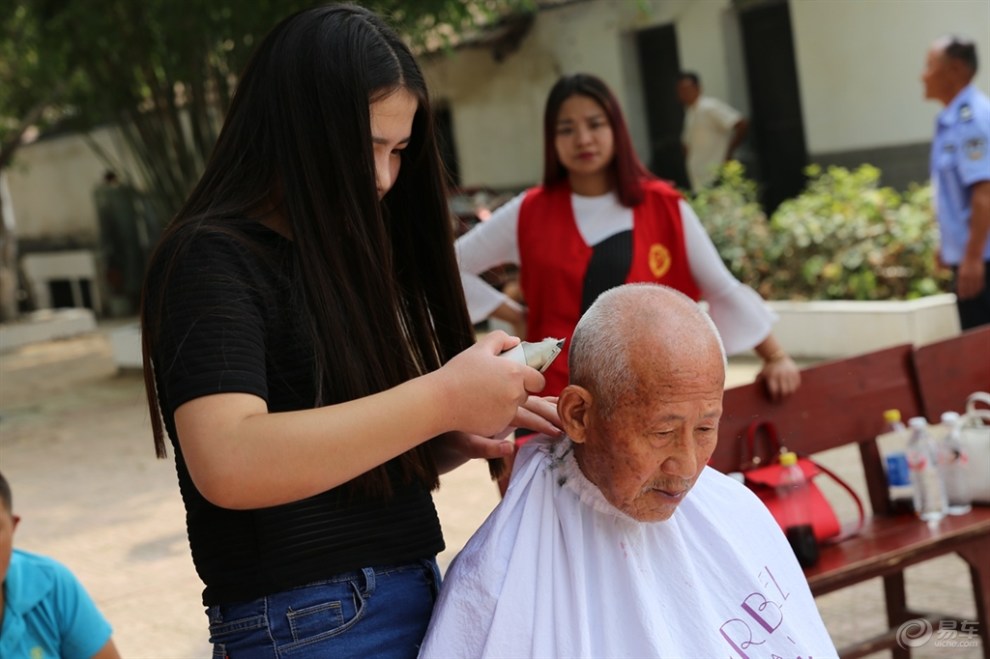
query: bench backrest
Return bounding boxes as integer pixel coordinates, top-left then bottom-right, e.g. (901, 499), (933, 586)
(912, 325), (990, 422)
(711, 343), (923, 516)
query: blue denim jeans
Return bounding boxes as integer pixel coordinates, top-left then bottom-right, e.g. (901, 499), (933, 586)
(206, 559), (442, 658)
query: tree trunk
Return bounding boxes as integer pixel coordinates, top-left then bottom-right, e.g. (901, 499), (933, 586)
(0, 97), (59, 323)
(0, 171), (19, 322)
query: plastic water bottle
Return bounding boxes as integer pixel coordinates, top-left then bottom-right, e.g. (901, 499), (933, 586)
(906, 417), (948, 523)
(885, 453), (914, 515)
(881, 409), (914, 514)
(776, 451), (819, 568)
(938, 411), (972, 515)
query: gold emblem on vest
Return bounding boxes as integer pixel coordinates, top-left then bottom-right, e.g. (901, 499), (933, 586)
(648, 243), (672, 278)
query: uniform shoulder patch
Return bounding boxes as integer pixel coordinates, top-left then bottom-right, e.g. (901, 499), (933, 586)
(964, 136), (986, 161)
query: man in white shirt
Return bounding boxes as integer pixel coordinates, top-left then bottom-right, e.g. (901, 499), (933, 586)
(678, 71), (749, 192)
(419, 283), (835, 658)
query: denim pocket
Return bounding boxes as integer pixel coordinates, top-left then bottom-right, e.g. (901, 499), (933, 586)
(205, 563), (435, 658)
(284, 578), (366, 645)
(207, 604), (269, 657)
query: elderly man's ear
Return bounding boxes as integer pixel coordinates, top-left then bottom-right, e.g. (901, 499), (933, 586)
(557, 385), (593, 444)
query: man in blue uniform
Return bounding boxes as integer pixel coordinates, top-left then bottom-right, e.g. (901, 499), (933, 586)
(923, 35), (990, 329)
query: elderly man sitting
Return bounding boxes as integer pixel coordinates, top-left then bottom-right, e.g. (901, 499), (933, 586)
(419, 283), (835, 658)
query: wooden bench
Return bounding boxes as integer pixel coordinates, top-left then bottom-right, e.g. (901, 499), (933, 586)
(710, 341), (990, 658)
(912, 325), (990, 422)
(911, 325), (990, 650)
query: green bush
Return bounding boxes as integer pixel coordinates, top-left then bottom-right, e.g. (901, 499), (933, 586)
(690, 162), (950, 301)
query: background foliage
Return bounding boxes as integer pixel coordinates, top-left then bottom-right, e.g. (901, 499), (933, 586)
(691, 162), (950, 301)
(0, 2), (950, 314)
(0, 0), (532, 319)
(2, 0), (532, 213)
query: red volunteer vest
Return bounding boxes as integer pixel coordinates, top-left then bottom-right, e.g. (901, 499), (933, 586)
(517, 179), (700, 396)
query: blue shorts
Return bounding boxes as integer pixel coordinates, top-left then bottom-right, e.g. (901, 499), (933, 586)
(206, 559), (441, 658)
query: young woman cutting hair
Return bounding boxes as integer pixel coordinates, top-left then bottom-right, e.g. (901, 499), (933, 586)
(140, 5), (558, 656)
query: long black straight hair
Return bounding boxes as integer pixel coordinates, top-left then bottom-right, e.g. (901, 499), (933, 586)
(140, 3), (473, 495)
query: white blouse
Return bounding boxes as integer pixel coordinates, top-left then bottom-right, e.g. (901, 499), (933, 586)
(456, 190), (776, 355)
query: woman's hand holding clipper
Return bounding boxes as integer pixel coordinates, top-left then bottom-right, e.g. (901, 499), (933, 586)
(432, 331), (545, 438)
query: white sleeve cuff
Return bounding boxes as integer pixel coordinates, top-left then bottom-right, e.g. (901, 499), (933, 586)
(461, 272), (512, 324)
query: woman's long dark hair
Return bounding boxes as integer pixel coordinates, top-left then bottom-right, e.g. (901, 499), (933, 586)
(541, 73), (654, 206)
(140, 3), (473, 495)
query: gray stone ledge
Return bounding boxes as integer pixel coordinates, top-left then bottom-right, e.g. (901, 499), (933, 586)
(0, 308), (98, 353)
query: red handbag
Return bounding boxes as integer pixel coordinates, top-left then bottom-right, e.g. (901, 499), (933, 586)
(741, 420), (865, 544)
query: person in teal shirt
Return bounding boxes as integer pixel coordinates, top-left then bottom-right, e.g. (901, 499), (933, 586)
(0, 472), (119, 659)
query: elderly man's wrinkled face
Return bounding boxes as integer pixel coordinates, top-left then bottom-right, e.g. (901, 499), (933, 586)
(568, 343), (724, 522)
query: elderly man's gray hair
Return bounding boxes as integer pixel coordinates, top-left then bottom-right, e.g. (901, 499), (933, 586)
(568, 283), (726, 416)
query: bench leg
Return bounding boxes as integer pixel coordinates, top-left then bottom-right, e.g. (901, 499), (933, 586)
(883, 572), (911, 659)
(956, 544), (990, 659)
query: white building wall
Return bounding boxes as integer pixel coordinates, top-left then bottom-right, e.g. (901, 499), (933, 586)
(7, 125), (135, 242)
(421, 36), (559, 191)
(621, 0), (745, 176)
(791, 0), (990, 155)
(422, 0), (736, 190)
(674, 0), (739, 110)
(10, 0), (988, 244)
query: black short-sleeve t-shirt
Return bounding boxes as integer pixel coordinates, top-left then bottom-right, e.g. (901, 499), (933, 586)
(149, 222), (444, 605)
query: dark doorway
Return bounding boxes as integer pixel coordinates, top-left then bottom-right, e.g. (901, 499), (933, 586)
(738, 1), (808, 213)
(48, 278), (94, 310)
(636, 24), (689, 190)
(435, 104), (461, 188)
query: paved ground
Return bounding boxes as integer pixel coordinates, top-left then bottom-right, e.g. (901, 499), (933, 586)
(0, 325), (982, 658)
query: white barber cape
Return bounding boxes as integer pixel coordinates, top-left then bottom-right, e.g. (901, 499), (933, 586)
(419, 437), (836, 659)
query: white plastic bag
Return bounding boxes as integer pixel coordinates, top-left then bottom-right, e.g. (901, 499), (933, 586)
(961, 392), (990, 504)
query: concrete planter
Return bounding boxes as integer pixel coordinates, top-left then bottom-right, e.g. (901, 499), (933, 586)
(0, 308), (97, 353)
(108, 322), (143, 369)
(765, 293), (960, 359)
(18, 295), (959, 367)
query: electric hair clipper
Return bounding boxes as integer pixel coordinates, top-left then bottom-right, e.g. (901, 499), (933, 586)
(498, 337), (565, 373)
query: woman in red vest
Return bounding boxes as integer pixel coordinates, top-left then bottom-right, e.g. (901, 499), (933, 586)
(458, 73), (799, 488)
